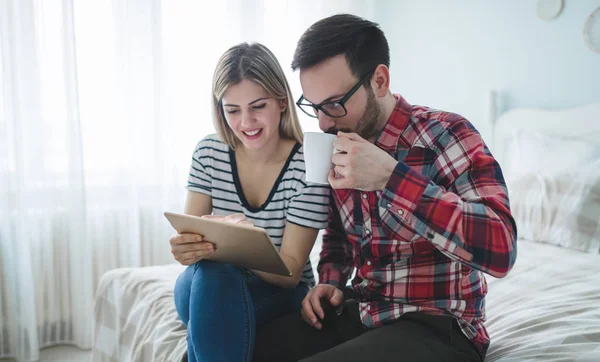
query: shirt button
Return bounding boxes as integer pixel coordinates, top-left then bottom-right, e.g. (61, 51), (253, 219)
(427, 232), (435, 240)
(397, 209), (404, 216)
(366, 260), (372, 266)
(362, 194), (368, 199)
(386, 203), (392, 208)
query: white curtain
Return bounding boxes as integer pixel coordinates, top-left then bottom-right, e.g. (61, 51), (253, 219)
(0, 0), (375, 360)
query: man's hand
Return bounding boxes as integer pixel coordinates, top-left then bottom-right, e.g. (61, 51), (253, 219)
(329, 132), (397, 191)
(301, 284), (344, 330)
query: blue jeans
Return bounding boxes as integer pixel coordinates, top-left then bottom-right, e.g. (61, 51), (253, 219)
(174, 260), (309, 362)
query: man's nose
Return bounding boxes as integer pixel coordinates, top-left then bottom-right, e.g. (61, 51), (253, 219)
(317, 112), (335, 132)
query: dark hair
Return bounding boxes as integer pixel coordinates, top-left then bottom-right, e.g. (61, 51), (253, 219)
(291, 14), (390, 79)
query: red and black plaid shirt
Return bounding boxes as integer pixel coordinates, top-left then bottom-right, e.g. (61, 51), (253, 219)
(318, 94), (517, 358)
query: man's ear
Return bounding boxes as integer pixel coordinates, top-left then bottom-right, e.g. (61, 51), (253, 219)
(279, 98), (288, 112)
(371, 64), (390, 97)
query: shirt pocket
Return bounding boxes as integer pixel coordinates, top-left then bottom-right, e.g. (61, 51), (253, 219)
(404, 145), (437, 177)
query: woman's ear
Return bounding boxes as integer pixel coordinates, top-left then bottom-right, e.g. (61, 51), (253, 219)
(279, 99), (288, 112)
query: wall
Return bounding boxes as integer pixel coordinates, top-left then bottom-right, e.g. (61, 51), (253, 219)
(374, 0), (600, 142)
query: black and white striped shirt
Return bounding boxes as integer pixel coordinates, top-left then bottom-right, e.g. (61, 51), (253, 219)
(187, 134), (330, 286)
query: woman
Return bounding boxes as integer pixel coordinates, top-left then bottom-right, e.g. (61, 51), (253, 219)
(171, 42), (330, 362)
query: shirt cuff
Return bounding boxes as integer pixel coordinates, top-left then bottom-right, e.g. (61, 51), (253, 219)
(379, 162), (429, 219)
(318, 266), (347, 288)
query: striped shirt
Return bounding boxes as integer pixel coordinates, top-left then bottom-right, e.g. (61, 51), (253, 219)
(187, 134), (330, 286)
(318, 94), (517, 359)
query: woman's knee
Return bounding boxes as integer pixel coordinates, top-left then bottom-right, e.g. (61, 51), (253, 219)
(174, 262), (242, 322)
(195, 260), (242, 277)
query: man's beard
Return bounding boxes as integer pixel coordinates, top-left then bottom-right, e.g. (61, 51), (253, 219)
(326, 87), (381, 140)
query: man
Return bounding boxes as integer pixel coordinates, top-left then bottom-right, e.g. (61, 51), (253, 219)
(254, 14), (517, 362)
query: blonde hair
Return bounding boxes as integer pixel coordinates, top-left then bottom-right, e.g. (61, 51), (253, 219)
(212, 42), (303, 149)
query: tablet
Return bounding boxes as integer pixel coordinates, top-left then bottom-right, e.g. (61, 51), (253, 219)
(164, 212), (292, 277)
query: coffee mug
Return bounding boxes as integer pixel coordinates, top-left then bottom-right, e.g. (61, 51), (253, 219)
(303, 132), (337, 184)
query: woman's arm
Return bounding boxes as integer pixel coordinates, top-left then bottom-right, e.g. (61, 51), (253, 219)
(184, 191), (213, 216)
(252, 223), (319, 288)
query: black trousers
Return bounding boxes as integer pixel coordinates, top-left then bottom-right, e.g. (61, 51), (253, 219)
(253, 300), (483, 362)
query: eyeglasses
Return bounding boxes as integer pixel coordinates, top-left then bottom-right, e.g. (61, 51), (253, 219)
(296, 72), (372, 118)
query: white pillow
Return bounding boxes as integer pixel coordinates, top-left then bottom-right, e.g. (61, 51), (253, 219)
(503, 128), (600, 181)
(504, 129), (600, 253)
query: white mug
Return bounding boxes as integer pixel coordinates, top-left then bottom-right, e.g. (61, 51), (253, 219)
(303, 132), (337, 184)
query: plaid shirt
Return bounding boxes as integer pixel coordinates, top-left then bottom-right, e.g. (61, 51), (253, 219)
(318, 94), (517, 358)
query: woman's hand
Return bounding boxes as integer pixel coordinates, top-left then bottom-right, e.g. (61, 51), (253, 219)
(202, 213), (254, 226)
(169, 233), (216, 265)
(170, 213), (252, 265)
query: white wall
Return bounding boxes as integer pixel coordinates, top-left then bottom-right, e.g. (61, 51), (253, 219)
(374, 0), (600, 142)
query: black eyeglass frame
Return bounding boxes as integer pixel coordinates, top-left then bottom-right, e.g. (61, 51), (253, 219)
(295, 72), (372, 118)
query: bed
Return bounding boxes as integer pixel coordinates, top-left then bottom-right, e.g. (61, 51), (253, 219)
(483, 94), (600, 361)
(92, 95), (600, 362)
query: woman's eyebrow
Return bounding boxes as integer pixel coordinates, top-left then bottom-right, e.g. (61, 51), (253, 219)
(222, 97), (269, 107)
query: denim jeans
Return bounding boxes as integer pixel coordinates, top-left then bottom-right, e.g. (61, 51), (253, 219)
(174, 260), (309, 362)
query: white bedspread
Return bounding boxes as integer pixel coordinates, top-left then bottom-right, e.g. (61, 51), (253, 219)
(93, 264), (187, 362)
(93, 240), (600, 362)
(485, 240), (600, 361)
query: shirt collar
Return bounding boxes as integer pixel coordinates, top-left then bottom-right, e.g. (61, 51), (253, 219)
(375, 94), (411, 153)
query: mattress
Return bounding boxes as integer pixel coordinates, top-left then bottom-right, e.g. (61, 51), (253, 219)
(93, 264), (188, 362)
(485, 240), (600, 361)
(93, 240), (600, 362)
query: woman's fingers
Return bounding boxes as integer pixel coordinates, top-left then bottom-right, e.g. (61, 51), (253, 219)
(200, 213), (251, 225)
(223, 213), (247, 224)
(170, 233), (203, 247)
(201, 215), (224, 220)
(170, 239), (216, 265)
(172, 241), (215, 254)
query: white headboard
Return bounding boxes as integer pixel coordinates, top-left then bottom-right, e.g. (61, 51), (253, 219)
(488, 91), (600, 166)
